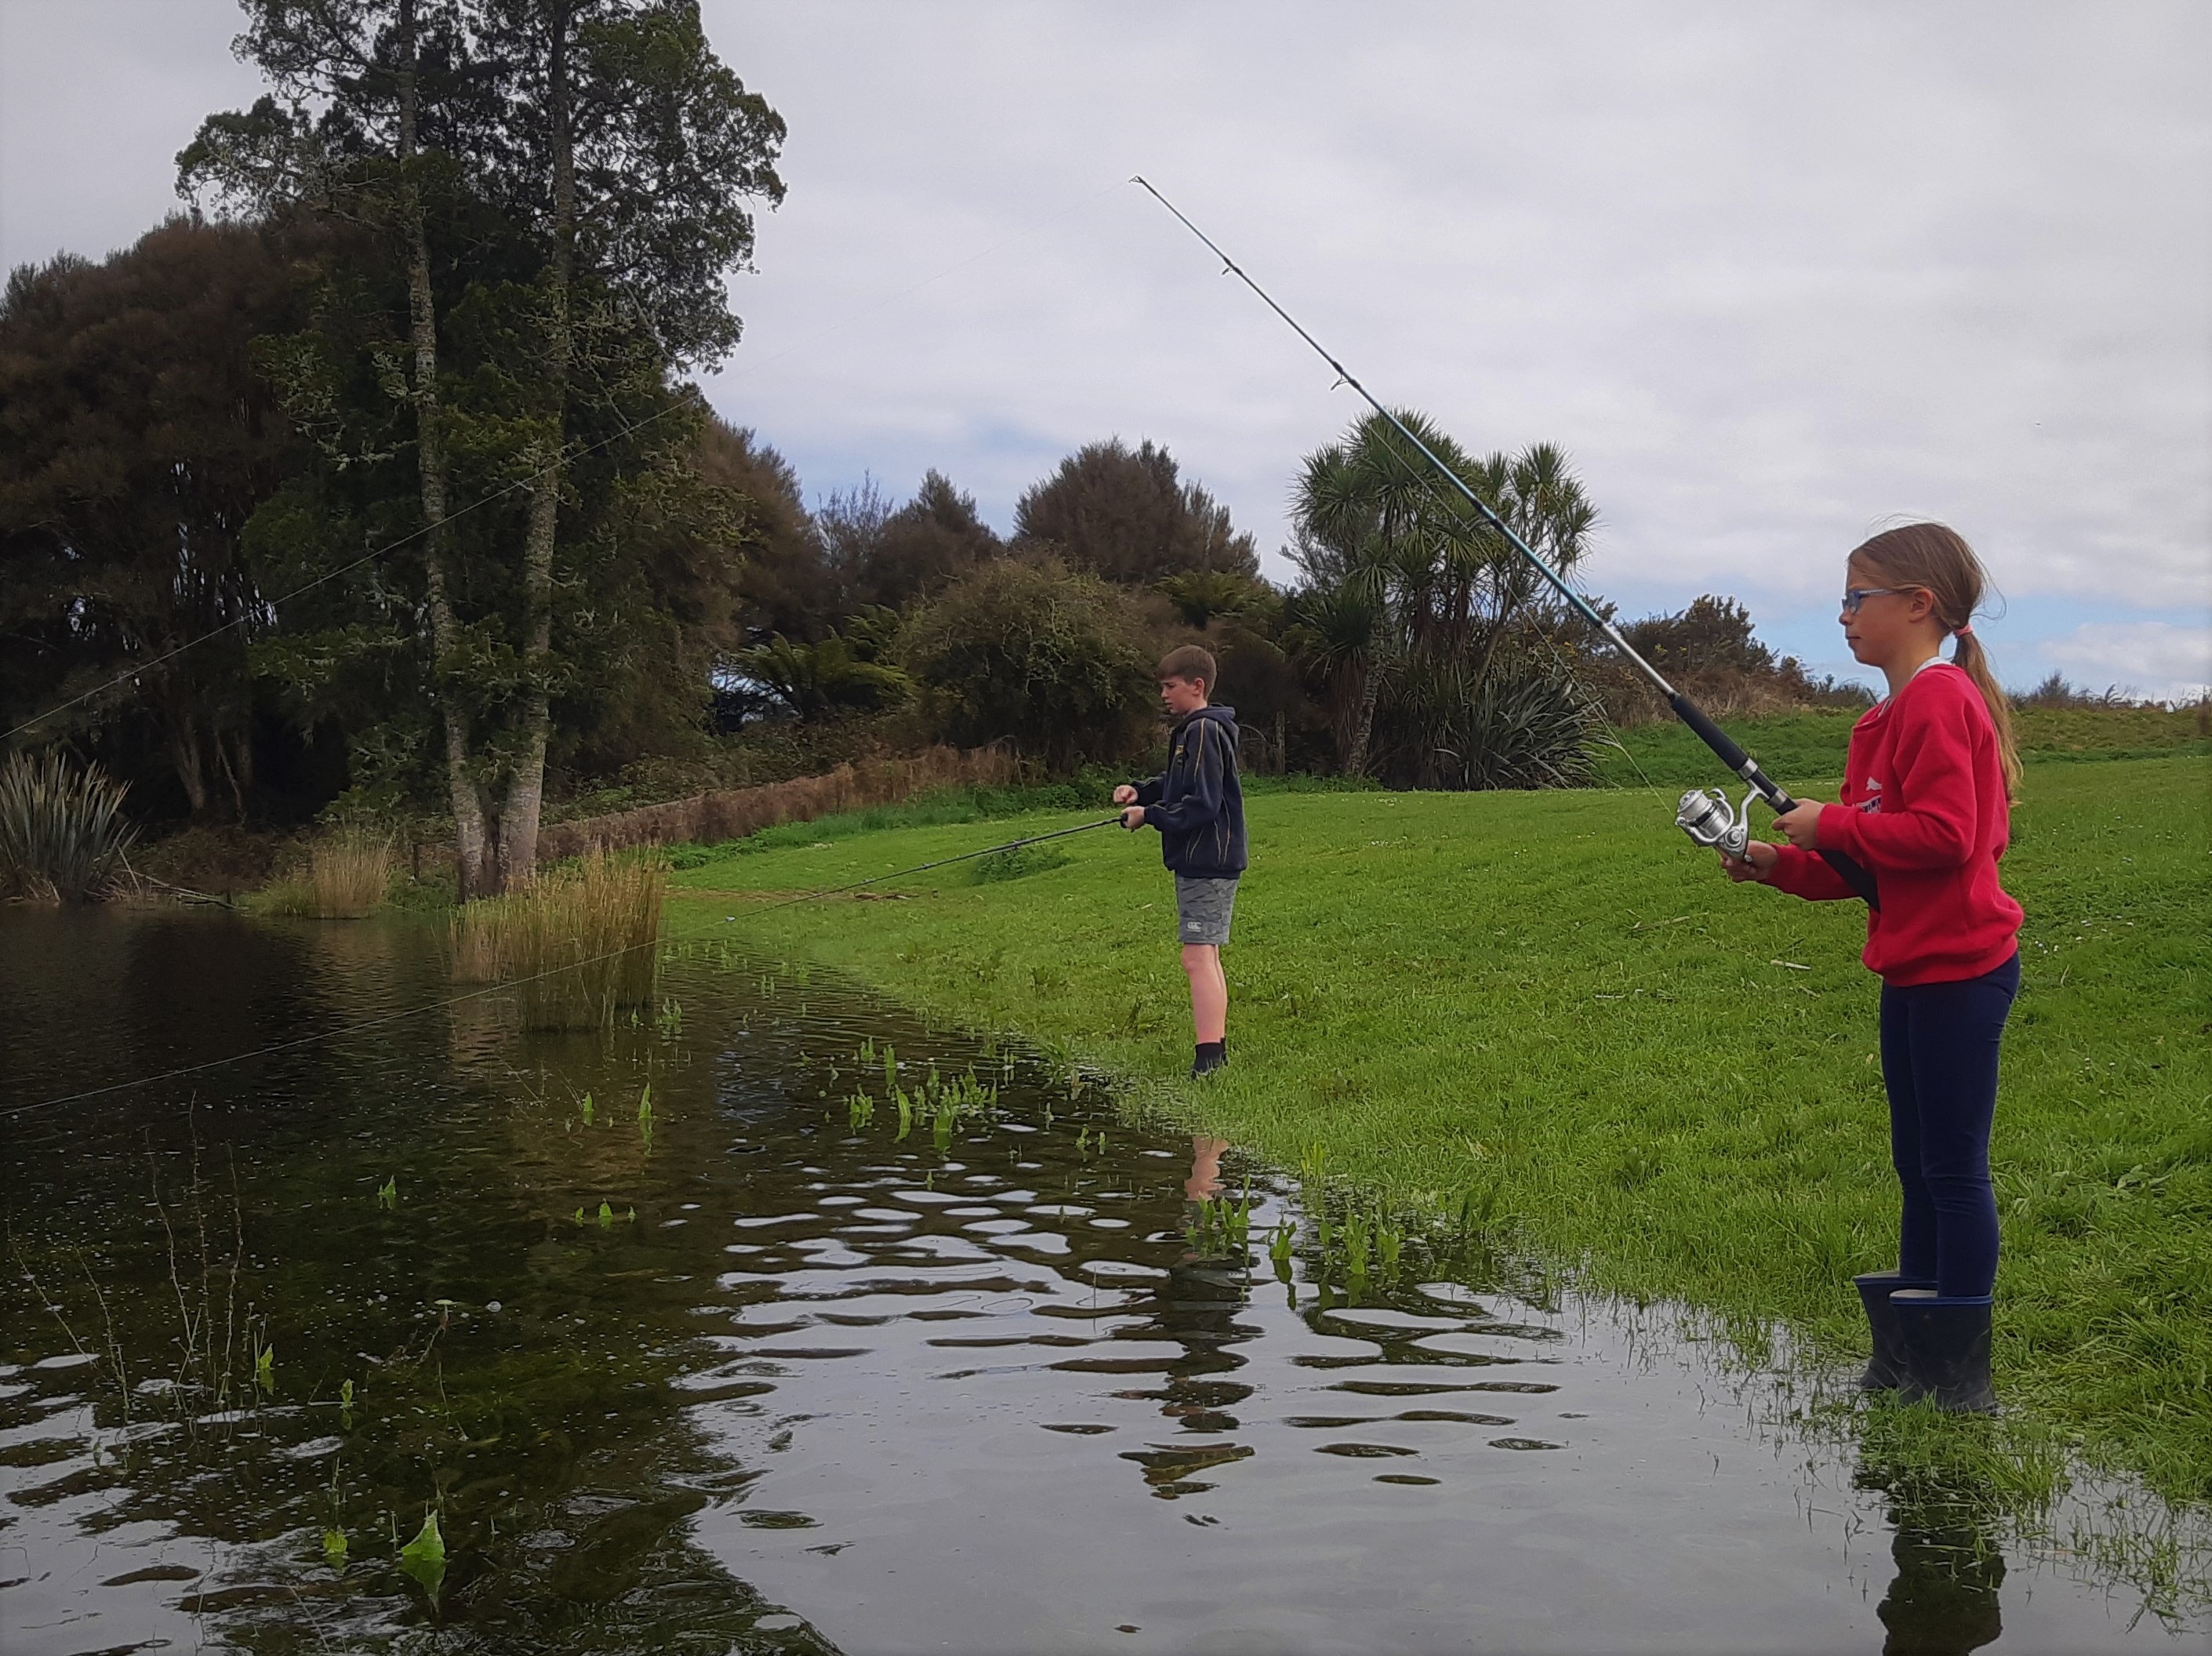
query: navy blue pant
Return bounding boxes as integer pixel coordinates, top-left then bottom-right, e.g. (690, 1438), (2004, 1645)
(1879, 953), (2020, 1300)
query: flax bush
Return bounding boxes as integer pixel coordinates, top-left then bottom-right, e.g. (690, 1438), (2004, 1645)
(0, 751), (138, 902)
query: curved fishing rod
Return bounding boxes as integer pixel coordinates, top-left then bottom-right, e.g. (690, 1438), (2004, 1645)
(1131, 177), (1878, 908)
(2, 815), (1127, 1120)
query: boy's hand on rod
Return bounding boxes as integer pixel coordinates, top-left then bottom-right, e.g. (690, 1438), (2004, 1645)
(1121, 805), (1147, 831)
(1112, 783), (1138, 805)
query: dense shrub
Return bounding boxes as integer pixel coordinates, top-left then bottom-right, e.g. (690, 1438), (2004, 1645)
(899, 558), (1156, 773)
(1376, 652), (1596, 790)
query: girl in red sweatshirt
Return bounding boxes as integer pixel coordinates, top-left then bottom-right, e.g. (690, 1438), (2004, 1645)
(1723, 523), (2023, 1412)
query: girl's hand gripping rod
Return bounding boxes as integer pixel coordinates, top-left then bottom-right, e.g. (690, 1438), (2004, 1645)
(1131, 177), (1878, 908)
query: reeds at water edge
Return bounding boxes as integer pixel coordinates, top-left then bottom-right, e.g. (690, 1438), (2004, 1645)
(311, 833), (391, 917)
(260, 832), (393, 918)
(449, 852), (665, 1029)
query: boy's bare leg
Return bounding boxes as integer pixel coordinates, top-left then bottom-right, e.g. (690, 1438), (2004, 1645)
(1181, 943), (1226, 1045)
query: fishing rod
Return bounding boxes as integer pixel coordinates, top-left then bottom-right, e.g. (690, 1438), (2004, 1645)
(1131, 177), (1878, 908)
(4, 816), (1128, 1120)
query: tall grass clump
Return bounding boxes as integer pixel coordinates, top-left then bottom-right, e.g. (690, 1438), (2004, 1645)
(262, 831), (395, 917)
(0, 750), (138, 902)
(450, 852), (665, 1028)
(309, 832), (391, 917)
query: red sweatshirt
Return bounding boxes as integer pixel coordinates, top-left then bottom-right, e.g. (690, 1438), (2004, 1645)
(1767, 660), (2022, 986)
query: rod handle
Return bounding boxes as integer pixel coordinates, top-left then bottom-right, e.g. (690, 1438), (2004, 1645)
(1668, 693), (1880, 909)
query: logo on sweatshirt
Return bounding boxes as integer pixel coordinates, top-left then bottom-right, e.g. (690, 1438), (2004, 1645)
(1858, 778), (1883, 814)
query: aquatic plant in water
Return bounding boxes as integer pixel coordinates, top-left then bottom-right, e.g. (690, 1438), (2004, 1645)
(398, 1509), (445, 1600)
(449, 852), (665, 1029)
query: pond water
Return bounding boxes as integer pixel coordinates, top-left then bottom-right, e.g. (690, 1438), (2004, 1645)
(0, 908), (2195, 1654)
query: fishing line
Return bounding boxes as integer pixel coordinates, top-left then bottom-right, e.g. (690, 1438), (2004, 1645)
(0, 815), (1125, 1120)
(5, 180), (1128, 745)
(1132, 176), (1876, 905)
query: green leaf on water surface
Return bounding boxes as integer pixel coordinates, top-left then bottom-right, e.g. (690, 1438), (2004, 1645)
(255, 1344), (275, 1392)
(597, 1200), (614, 1227)
(322, 1527), (348, 1570)
(339, 1378), (355, 1425)
(398, 1509), (445, 1599)
(637, 1083), (652, 1121)
(572, 1205), (585, 1223)
(580, 1093), (594, 1125)
(376, 1176), (397, 1209)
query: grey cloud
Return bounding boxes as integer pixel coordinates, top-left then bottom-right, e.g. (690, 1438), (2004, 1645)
(5, 0), (2205, 668)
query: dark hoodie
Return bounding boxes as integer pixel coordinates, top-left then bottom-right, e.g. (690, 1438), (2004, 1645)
(1133, 704), (1247, 879)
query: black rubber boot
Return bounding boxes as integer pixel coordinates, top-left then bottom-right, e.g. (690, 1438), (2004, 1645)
(1892, 1293), (1999, 1414)
(1854, 1272), (1934, 1392)
(1190, 1041), (1227, 1078)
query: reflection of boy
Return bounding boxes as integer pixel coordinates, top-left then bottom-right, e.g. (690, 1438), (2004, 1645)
(1113, 645), (1247, 1077)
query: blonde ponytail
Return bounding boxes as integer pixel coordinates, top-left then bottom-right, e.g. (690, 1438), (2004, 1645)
(1950, 629), (2023, 801)
(1851, 523), (2022, 801)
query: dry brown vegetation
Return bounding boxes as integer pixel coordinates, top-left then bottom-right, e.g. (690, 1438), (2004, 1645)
(450, 852), (666, 1030)
(535, 744), (1017, 861)
(309, 833), (391, 917)
(257, 832), (392, 918)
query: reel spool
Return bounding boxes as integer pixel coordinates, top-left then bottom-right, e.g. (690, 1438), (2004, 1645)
(1676, 786), (1758, 861)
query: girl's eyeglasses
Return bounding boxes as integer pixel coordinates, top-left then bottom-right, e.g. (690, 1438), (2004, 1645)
(1841, 586), (1911, 615)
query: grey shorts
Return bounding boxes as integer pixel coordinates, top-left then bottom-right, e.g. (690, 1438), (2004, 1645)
(1174, 875), (1239, 947)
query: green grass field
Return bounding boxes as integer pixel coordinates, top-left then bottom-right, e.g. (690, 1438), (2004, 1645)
(663, 732), (2211, 1513)
(1590, 702), (2210, 787)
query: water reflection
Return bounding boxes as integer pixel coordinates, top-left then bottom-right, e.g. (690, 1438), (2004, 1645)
(0, 910), (2192, 1654)
(1880, 1520), (2006, 1655)
(1857, 1442), (2015, 1656)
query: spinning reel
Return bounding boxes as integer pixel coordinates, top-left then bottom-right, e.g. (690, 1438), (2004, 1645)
(1676, 786), (1761, 862)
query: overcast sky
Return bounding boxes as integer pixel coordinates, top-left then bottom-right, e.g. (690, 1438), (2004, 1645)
(4, 0), (2207, 696)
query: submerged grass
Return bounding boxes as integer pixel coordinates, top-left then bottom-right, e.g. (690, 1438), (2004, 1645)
(452, 852), (664, 1028)
(666, 750), (2212, 1522)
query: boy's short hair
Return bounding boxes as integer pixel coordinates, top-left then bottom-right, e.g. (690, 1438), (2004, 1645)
(1157, 645), (1216, 687)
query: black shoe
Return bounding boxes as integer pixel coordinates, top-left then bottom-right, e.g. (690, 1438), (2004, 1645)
(1854, 1272), (1934, 1392)
(1891, 1293), (1999, 1414)
(1190, 1041), (1227, 1078)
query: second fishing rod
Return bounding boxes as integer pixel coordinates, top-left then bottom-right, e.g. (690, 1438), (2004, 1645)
(1133, 178), (1878, 908)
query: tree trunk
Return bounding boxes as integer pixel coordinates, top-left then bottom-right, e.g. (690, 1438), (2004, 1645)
(1346, 662), (1380, 779)
(169, 721), (209, 817)
(216, 726), (251, 823)
(396, 0), (492, 898)
(497, 5), (577, 889)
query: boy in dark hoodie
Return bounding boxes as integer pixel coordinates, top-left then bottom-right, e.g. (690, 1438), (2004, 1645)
(1115, 645), (1248, 1077)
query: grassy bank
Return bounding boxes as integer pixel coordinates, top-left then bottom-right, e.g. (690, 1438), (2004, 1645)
(1593, 702), (2211, 787)
(663, 747), (2211, 1513)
